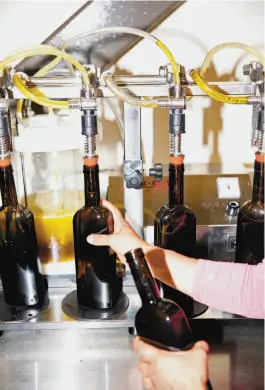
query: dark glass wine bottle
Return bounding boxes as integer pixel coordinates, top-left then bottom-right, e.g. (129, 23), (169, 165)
(0, 163), (46, 307)
(73, 163), (123, 309)
(125, 247), (192, 349)
(126, 248), (214, 390)
(154, 162), (196, 316)
(235, 154), (264, 264)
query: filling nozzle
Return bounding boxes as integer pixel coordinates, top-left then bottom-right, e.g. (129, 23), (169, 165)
(81, 107), (98, 166)
(251, 104), (264, 153)
(0, 106), (12, 162)
(169, 108), (185, 159)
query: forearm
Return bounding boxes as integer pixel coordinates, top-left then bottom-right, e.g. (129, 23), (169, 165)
(145, 246), (264, 319)
(193, 259), (264, 318)
(145, 246), (198, 297)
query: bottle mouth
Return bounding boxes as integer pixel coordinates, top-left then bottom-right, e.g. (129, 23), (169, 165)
(255, 152), (264, 164)
(0, 158), (11, 168)
(169, 155), (184, 165)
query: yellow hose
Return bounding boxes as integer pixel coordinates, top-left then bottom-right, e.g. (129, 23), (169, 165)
(16, 88), (53, 117)
(103, 72), (158, 108)
(156, 40), (180, 84)
(0, 45), (89, 117)
(200, 42), (265, 78)
(0, 44), (90, 113)
(16, 99), (24, 119)
(102, 40), (179, 107)
(34, 57), (63, 78)
(13, 73), (69, 109)
(4, 30), (181, 110)
(190, 69), (249, 104)
(35, 28), (181, 107)
(0, 45), (89, 86)
(189, 42), (265, 104)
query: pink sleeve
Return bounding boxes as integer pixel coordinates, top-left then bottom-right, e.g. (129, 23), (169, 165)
(192, 259), (264, 319)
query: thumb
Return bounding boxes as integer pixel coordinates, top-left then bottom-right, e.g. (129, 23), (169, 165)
(134, 337), (158, 363)
(87, 234), (111, 246)
(193, 341), (210, 354)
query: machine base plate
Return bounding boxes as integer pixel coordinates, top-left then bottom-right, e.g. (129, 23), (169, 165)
(62, 291), (129, 321)
(0, 291), (49, 322)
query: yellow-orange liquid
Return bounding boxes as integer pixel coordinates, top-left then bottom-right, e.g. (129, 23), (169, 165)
(24, 190), (84, 264)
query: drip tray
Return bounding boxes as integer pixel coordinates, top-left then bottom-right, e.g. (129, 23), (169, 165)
(0, 292), (49, 322)
(62, 291), (129, 321)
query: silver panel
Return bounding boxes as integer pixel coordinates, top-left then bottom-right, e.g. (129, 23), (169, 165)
(123, 103), (144, 238)
(16, 1), (183, 74)
(123, 104), (141, 161)
(0, 282), (248, 332)
(0, 319), (263, 390)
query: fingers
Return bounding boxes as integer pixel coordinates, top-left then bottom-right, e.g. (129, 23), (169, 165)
(137, 361), (149, 376)
(134, 337), (158, 363)
(101, 199), (125, 224)
(87, 233), (110, 246)
(141, 376), (155, 390)
(193, 341), (210, 354)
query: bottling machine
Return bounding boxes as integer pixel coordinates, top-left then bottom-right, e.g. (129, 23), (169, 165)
(0, 2), (264, 390)
(0, 25), (263, 326)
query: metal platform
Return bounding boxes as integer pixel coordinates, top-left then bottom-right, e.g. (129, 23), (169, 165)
(0, 277), (247, 332)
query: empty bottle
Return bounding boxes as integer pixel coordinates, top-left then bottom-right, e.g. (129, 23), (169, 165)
(73, 163), (123, 309)
(0, 163), (46, 307)
(235, 152), (264, 264)
(125, 248), (214, 390)
(125, 247), (192, 349)
(154, 161), (196, 316)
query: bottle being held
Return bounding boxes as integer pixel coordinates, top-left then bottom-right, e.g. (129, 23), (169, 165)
(154, 155), (196, 316)
(125, 248), (214, 390)
(73, 157), (123, 309)
(125, 247), (192, 349)
(0, 159), (46, 308)
(235, 152), (264, 265)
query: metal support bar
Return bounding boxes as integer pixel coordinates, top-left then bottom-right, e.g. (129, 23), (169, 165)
(27, 76), (81, 87)
(6, 74), (257, 99)
(123, 103), (143, 238)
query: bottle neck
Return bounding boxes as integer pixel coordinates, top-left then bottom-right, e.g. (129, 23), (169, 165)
(168, 163), (184, 207)
(125, 248), (160, 306)
(252, 159), (264, 203)
(0, 164), (18, 208)
(84, 164), (100, 207)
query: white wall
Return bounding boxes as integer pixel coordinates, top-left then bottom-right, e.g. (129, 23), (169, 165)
(0, 2), (81, 57)
(0, 1), (264, 168)
(115, 0), (265, 166)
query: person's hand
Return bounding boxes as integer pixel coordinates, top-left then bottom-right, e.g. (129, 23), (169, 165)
(134, 337), (210, 390)
(86, 199), (151, 263)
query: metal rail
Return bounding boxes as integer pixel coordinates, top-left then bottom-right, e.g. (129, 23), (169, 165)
(8, 74), (257, 99)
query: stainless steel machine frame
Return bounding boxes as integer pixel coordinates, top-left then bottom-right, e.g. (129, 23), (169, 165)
(4, 69), (261, 234)
(0, 64), (263, 330)
(0, 63), (264, 390)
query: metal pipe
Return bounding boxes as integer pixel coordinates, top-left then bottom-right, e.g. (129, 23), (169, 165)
(27, 77), (81, 87)
(113, 75), (167, 86)
(10, 79), (257, 99)
(26, 75), (256, 95)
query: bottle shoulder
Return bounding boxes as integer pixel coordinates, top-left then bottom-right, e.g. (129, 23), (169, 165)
(238, 201), (264, 221)
(73, 204), (112, 235)
(0, 204), (33, 219)
(74, 204), (109, 218)
(138, 298), (184, 315)
(155, 204), (196, 224)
